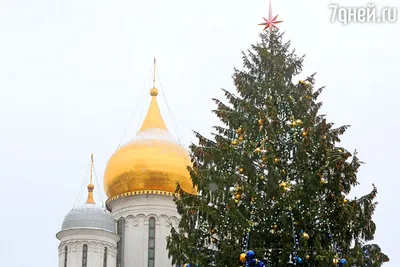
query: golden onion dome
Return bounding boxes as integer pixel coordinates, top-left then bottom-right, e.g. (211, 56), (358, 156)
(103, 87), (196, 202)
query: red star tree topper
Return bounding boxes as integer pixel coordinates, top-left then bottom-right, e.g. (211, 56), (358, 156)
(258, 0), (283, 31)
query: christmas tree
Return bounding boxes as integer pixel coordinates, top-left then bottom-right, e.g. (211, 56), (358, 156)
(167, 29), (388, 267)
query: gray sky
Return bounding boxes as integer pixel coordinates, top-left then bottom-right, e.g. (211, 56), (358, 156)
(0, 0), (399, 266)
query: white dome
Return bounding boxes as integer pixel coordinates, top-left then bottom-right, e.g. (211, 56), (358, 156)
(61, 204), (116, 233)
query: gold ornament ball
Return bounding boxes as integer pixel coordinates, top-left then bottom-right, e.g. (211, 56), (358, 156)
(282, 169), (286, 175)
(333, 258), (339, 265)
(262, 156), (267, 163)
(239, 136), (244, 141)
(258, 119), (264, 126)
(254, 147), (261, 154)
(240, 253), (247, 263)
(259, 175), (265, 180)
(235, 199), (239, 204)
(290, 121), (297, 127)
(239, 168), (244, 174)
(306, 255), (310, 261)
(299, 79), (311, 87)
(302, 131), (307, 136)
(273, 224), (278, 229)
(296, 119), (303, 125)
(280, 181), (287, 188)
(235, 193), (242, 200)
(236, 128), (243, 134)
(343, 199), (348, 204)
(302, 232), (309, 240)
(338, 149), (343, 153)
(274, 158), (279, 163)
(232, 139), (238, 145)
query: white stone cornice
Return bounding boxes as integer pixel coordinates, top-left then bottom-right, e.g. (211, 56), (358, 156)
(56, 227), (120, 243)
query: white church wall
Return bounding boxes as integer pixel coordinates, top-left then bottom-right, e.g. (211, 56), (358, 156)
(108, 193), (180, 267)
(57, 228), (119, 267)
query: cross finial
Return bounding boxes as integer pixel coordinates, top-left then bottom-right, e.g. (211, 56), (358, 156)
(150, 58), (159, 96)
(89, 153), (94, 184)
(85, 153), (95, 204)
(153, 57), (156, 88)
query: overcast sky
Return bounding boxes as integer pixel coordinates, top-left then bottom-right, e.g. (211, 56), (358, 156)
(0, 0), (399, 266)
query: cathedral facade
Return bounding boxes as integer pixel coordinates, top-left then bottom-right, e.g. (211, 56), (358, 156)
(56, 85), (195, 267)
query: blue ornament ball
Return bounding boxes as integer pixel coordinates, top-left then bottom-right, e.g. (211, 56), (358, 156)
(257, 259), (266, 267)
(295, 256), (303, 264)
(247, 250), (255, 260)
(339, 259), (347, 266)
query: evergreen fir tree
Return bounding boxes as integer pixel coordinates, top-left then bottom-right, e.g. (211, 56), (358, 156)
(167, 31), (389, 267)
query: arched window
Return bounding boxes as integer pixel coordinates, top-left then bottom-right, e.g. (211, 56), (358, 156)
(103, 247), (108, 267)
(117, 218), (125, 267)
(82, 244), (88, 267)
(148, 217), (156, 267)
(64, 246), (68, 267)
